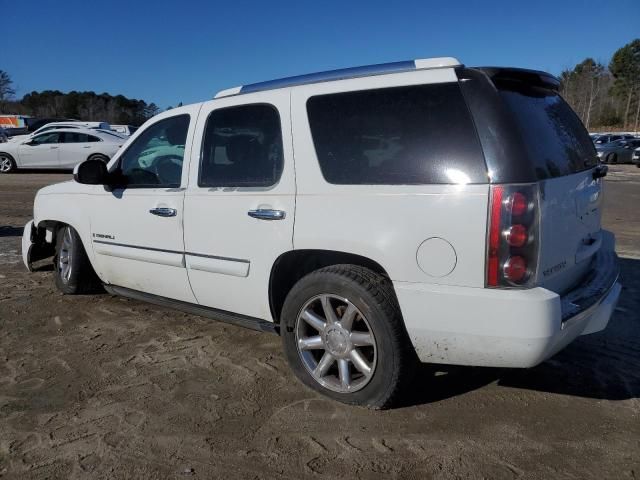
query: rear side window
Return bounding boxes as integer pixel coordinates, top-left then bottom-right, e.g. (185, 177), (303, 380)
(199, 104), (283, 188)
(496, 83), (597, 179)
(63, 132), (91, 143)
(306, 83), (487, 185)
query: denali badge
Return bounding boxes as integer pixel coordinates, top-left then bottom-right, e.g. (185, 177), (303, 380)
(93, 233), (115, 240)
(543, 261), (567, 277)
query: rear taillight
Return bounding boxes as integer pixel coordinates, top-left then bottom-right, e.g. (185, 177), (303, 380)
(486, 184), (540, 288)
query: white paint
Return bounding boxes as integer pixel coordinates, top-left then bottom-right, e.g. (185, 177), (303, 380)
(414, 57), (461, 69)
(214, 86), (242, 98)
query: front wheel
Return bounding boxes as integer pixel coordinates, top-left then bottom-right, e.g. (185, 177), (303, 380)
(0, 153), (16, 173)
(281, 265), (415, 409)
(54, 226), (101, 294)
(606, 153), (617, 164)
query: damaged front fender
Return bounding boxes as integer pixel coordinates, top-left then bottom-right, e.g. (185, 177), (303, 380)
(22, 220), (55, 272)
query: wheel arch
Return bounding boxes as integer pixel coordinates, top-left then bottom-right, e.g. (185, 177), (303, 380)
(34, 216), (100, 278)
(0, 151), (18, 169)
(268, 249), (394, 324)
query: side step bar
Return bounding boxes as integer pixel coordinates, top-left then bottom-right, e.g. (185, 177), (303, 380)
(103, 284), (279, 335)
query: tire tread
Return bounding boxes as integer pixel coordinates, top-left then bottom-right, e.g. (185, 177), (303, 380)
(282, 264), (415, 409)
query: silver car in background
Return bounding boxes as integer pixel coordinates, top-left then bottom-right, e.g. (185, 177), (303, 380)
(593, 133), (636, 145)
(631, 147), (640, 167)
(596, 138), (640, 163)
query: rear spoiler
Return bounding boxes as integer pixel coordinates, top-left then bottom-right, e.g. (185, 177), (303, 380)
(475, 67), (560, 91)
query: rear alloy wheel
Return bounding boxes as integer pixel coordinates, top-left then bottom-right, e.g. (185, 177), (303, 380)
(281, 265), (415, 409)
(606, 153), (617, 164)
(296, 294), (377, 393)
(0, 154), (16, 173)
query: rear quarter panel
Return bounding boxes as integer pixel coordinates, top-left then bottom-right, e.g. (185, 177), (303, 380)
(290, 70), (489, 287)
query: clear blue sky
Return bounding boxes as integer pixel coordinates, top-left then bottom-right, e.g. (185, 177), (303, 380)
(2, 0), (639, 109)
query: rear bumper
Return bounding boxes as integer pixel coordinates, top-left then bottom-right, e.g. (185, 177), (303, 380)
(395, 232), (620, 368)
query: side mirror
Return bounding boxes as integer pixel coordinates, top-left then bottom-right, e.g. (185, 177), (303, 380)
(74, 159), (109, 185)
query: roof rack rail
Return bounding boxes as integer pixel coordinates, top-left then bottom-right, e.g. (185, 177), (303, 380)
(214, 57), (461, 98)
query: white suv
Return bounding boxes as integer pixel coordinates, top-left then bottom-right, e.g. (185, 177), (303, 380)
(22, 57), (621, 408)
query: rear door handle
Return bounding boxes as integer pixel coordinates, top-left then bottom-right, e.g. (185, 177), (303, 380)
(50, 146), (59, 149)
(248, 209), (286, 220)
(149, 207), (177, 217)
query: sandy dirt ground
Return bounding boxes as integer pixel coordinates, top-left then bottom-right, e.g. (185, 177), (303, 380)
(0, 168), (639, 479)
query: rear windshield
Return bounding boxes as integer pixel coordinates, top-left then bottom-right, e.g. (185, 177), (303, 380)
(496, 83), (597, 179)
(306, 83), (487, 185)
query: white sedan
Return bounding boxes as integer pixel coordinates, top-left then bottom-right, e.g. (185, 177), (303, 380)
(0, 128), (125, 173)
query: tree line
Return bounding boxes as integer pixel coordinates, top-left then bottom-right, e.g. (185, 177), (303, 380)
(0, 74), (159, 126)
(559, 39), (639, 131)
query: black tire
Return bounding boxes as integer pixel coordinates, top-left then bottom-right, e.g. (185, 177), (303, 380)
(281, 264), (416, 409)
(0, 153), (17, 173)
(87, 153), (109, 164)
(606, 153), (617, 164)
(53, 225), (101, 294)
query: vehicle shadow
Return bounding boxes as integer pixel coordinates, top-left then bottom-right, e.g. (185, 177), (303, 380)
(0, 226), (24, 237)
(401, 256), (640, 407)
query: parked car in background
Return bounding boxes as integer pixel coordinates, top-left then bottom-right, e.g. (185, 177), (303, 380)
(596, 138), (640, 163)
(25, 117), (76, 133)
(0, 127), (8, 143)
(110, 125), (139, 136)
(9, 121), (112, 142)
(593, 133), (636, 145)
(632, 147), (640, 167)
(21, 58), (620, 408)
(0, 128), (124, 173)
(95, 129), (128, 140)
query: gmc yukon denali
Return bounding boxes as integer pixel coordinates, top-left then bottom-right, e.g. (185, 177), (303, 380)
(22, 57), (621, 408)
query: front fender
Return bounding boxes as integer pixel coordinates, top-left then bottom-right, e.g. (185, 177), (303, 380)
(22, 220), (55, 271)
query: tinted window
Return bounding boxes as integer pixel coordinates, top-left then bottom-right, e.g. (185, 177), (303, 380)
(496, 83), (597, 179)
(31, 132), (61, 145)
(63, 132), (91, 143)
(199, 104), (283, 187)
(118, 115), (189, 188)
(306, 83), (487, 185)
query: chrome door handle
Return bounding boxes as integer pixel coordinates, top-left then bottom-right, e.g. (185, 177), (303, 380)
(149, 207), (177, 217)
(50, 146), (58, 149)
(83, 146), (91, 148)
(248, 209), (286, 220)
